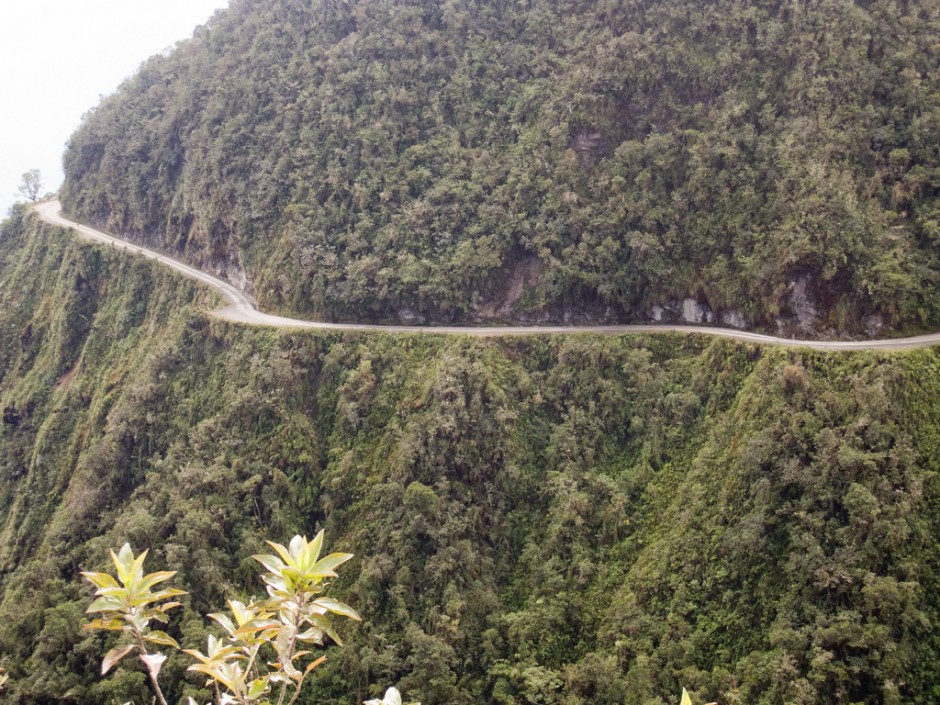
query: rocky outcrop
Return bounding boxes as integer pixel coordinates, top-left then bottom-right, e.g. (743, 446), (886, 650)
(789, 276), (818, 332)
(719, 310), (748, 329)
(651, 299), (749, 329)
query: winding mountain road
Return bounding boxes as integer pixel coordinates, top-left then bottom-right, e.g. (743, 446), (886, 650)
(34, 200), (940, 351)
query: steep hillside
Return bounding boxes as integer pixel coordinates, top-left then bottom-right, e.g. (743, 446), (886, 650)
(60, 0), (940, 334)
(1, 210), (940, 704)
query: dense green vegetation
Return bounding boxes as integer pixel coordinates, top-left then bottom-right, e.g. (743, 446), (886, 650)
(2, 211), (940, 704)
(61, 0), (940, 333)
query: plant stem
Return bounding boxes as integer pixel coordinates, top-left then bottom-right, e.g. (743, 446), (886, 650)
(134, 634), (170, 705)
(244, 643), (262, 681)
(275, 596), (304, 705)
(285, 678), (306, 705)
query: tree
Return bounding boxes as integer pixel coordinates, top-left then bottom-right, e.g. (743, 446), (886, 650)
(15, 169), (42, 202)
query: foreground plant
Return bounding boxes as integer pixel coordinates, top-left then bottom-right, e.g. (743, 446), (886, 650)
(186, 531), (361, 705)
(83, 533), (361, 705)
(81, 544), (186, 705)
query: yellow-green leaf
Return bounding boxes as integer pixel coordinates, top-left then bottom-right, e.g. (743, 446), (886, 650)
(247, 677), (270, 700)
(145, 630), (180, 649)
(230, 600), (256, 626)
(138, 570), (178, 592)
(303, 531), (324, 570)
(266, 541), (295, 568)
(253, 554), (286, 575)
(81, 571), (120, 590)
(87, 595), (126, 613)
(209, 612), (237, 636)
(111, 544), (135, 584)
(83, 618), (125, 631)
(187, 663), (237, 691)
(310, 552), (353, 578)
(314, 597), (361, 621)
(234, 618), (281, 638)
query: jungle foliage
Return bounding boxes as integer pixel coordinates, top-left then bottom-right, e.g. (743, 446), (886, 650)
(1, 212), (940, 704)
(60, 0), (940, 333)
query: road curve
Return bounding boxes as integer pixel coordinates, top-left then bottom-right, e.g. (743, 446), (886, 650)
(33, 200), (940, 351)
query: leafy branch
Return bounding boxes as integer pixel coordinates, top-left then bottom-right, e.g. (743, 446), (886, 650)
(81, 544), (186, 705)
(82, 533), (366, 705)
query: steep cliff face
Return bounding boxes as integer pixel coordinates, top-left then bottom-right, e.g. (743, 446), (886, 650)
(1, 210), (940, 704)
(61, 0), (940, 333)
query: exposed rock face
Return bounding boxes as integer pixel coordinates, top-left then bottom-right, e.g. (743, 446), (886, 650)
(477, 256), (544, 319)
(397, 309), (426, 324)
(789, 276), (818, 331)
(650, 299), (718, 325)
(682, 298), (714, 324)
(865, 313), (884, 336)
(719, 310), (748, 329)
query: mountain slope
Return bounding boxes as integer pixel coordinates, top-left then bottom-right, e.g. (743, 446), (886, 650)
(1, 209), (940, 703)
(61, 0), (940, 334)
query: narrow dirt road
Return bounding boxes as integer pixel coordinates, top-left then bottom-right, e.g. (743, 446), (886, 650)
(34, 200), (940, 351)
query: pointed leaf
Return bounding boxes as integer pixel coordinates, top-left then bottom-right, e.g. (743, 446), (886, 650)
(87, 595), (126, 613)
(83, 618), (125, 631)
(234, 618), (281, 640)
(230, 600), (255, 626)
(188, 663), (237, 691)
(209, 612), (237, 636)
(289, 535), (306, 562)
(253, 553), (286, 575)
(102, 644), (136, 674)
(305, 656), (327, 674)
(296, 627), (325, 643)
(314, 597), (361, 621)
(266, 541), (295, 568)
(183, 648), (211, 664)
(145, 630), (180, 649)
(311, 552), (353, 578)
(81, 571), (120, 590)
(130, 549), (148, 585)
(306, 531), (324, 568)
(138, 571), (178, 592)
(155, 601), (183, 613)
(112, 544), (136, 584)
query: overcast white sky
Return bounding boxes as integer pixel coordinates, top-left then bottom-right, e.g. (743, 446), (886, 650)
(0, 0), (231, 217)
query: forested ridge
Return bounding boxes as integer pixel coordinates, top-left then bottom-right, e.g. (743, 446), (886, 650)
(2, 210), (940, 703)
(61, 0), (940, 334)
(12, 0), (940, 701)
